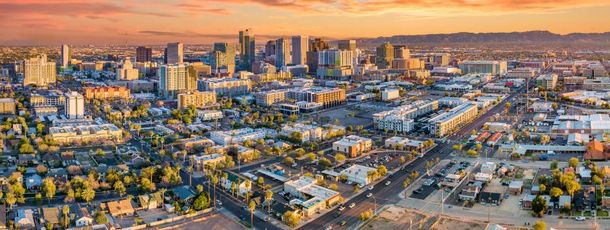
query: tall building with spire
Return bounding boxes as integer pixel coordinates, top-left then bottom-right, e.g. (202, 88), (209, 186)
(24, 54), (56, 86)
(291, 35), (309, 65)
(239, 29), (255, 71)
(60, 44), (72, 70)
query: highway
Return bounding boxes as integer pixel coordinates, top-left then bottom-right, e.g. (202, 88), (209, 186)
(299, 89), (521, 230)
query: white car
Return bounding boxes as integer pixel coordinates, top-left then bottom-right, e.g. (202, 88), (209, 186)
(338, 206), (345, 211)
(217, 200), (222, 206)
(575, 216), (586, 221)
(349, 203), (355, 208)
(366, 193), (372, 198)
(385, 181), (392, 186)
(368, 186), (374, 190)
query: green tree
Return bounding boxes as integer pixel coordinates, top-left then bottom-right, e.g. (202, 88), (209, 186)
(249, 200), (256, 229)
(549, 187), (563, 199)
(282, 211), (301, 227)
(81, 187), (95, 204)
(466, 149), (478, 157)
(568, 157), (579, 168)
(550, 160), (558, 170)
(531, 195), (547, 217)
(42, 177), (56, 203)
(193, 193), (209, 211)
(94, 211), (108, 224)
(114, 181), (126, 197)
(377, 165), (388, 177)
(335, 153), (346, 163)
(533, 220), (547, 230)
(283, 156), (295, 165)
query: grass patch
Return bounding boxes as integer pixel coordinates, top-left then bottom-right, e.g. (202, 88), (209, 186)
(597, 210), (609, 217)
(584, 211), (592, 217)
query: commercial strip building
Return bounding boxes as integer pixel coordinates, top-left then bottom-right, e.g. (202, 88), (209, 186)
(551, 114), (610, 135)
(209, 128), (277, 145)
(384, 136), (427, 151)
(284, 177), (341, 217)
(498, 144), (586, 156)
(286, 87), (346, 108)
(332, 135), (373, 157)
(340, 164), (377, 186)
(197, 78), (252, 96)
(177, 91), (217, 109)
(83, 86), (131, 101)
(428, 103), (478, 137)
(373, 100), (439, 133)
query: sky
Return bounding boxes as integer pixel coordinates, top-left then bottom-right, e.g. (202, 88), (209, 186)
(2, 0), (610, 45)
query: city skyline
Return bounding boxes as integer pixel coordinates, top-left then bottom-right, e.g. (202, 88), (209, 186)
(2, 0), (610, 45)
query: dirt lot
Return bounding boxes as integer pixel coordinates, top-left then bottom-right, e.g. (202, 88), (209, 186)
(431, 216), (487, 230)
(164, 213), (246, 230)
(363, 205), (490, 230)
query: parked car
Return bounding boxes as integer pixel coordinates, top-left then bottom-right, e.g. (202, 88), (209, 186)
(368, 186), (374, 191)
(340, 220), (347, 226)
(385, 181), (392, 186)
(575, 216), (586, 221)
(349, 203), (356, 208)
(338, 206), (345, 211)
(366, 193), (372, 198)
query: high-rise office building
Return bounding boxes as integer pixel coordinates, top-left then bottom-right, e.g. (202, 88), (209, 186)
(65, 91), (85, 119)
(165, 42), (184, 64)
(291, 35), (309, 65)
(60, 44), (72, 70)
(239, 29), (256, 71)
(116, 59), (139, 80)
(158, 64), (197, 99)
(376, 42), (394, 69)
(24, 54), (56, 86)
(317, 49), (354, 68)
(307, 38), (330, 74)
(393, 45), (410, 59)
(275, 38), (291, 68)
(338, 40), (357, 51)
(136, 46), (153, 63)
(264, 40), (276, 58)
(210, 43), (236, 75)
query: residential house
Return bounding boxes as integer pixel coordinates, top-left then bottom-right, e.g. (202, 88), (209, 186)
(70, 205), (93, 227)
(479, 191), (502, 205)
(102, 199), (135, 217)
(508, 180), (523, 195)
(172, 186), (196, 201)
(42, 207), (60, 227)
(221, 174), (252, 196)
(459, 181), (483, 201)
(15, 209), (35, 229)
(25, 174), (42, 190)
(584, 140), (609, 161)
(138, 193), (162, 210)
(558, 195), (572, 209)
(522, 195), (551, 210)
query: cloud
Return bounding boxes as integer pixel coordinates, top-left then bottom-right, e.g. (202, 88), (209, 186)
(177, 3), (233, 15)
(201, 0), (610, 15)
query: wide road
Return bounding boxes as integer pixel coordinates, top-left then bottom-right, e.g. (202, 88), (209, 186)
(299, 90), (521, 230)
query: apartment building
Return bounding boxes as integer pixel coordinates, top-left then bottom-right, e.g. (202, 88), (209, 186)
(254, 90), (287, 107)
(191, 154), (226, 171)
(459, 61), (507, 75)
(177, 91), (217, 109)
(197, 78), (252, 96)
(49, 119), (122, 145)
(287, 87), (346, 108)
(428, 103), (478, 137)
(83, 86), (131, 101)
(284, 177), (341, 217)
(535, 74), (558, 90)
(0, 98), (16, 115)
(280, 123), (323, 143)
(210, 128), (277, 145)
(24, 54), (56, 86)
(373, 100), (439, 132)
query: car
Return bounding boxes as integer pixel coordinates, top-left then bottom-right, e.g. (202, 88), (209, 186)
(366, 193), (372, 198)
(575, 216), (586, 221)
(292, 163), (298, 167)
(349, 203), (355, 208)
(340, 220), (347, 226)
(338, 206), (345, 211)
(358, 184), (365, 188)
(217, 200), (223, 206)
(325, 226), (333, 230)
(368, 186), (374, 190)
(385, 181), (391, 186)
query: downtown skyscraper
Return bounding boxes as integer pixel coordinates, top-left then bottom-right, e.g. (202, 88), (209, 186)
(60, 44), (72, 70)
(165, 42), (184, 64)
(291, 35), (309, 65)
(275, 38), (291, 68)
(136, 46), (153, 63)
(24, 54), (56, 86)
(211, 43), (236, 75)
(239, 29), (255, 71)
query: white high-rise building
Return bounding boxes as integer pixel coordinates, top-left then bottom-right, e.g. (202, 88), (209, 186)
(165, 42), (184, 64)
(61, 44), (72, 70)
(317, 49), (354, 68)
(116, 58), (139, 80)
(275, 38), (291, 68)
(65, 91), (85, 119)
(24, 54), (56, 86)
(291, 35), (308, 65)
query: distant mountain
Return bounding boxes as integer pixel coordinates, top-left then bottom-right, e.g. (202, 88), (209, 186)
(355, 31), (610, 47)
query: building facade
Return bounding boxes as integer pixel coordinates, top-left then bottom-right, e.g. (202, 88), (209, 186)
(158, 64), (197, 99)
(165, 42), (184, 64)
(177, 91), (217, 109)
(24, 54), (56, 86)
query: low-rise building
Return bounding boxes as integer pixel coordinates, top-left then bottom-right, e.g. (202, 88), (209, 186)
(83, 86), (131, 100)
(210, 128), (277, 145)
(384, 136), (426, 151)
(191, 154), (226, 171)
(373, 100), (439, 133)
(381, 88), (400, 101)
(255, 90), (287, 107)
(177, 91), (217, 109)
(535, 74), (558, 90)
(49, 119), (122, 145)
(332, 135), (373, 157)
(102, 199), (135, 217)
(340, 164), (377, 186)
(180, 136), (215, 152)
(284, 177), (341, 216)
(196, 109), (223, 121)
(459, 181), (483, 201)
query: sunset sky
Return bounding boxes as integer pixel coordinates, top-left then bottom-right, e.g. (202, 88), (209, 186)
(2, 0), (610, 45)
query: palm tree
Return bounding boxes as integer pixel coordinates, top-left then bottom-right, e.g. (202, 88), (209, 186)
(265, 190), (273, 214)
(249, 200), (256, 229)
(188, 165), (193, 187)
(211, 173), (219, 208)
